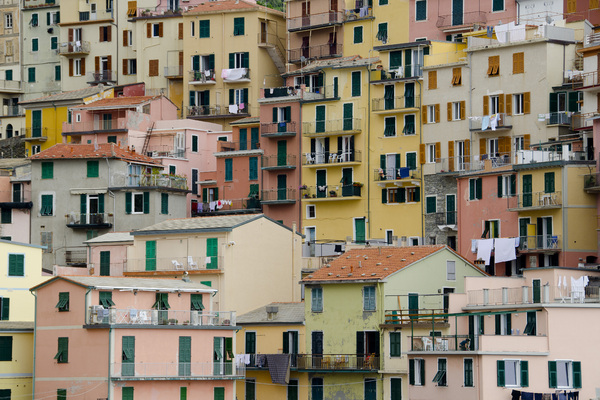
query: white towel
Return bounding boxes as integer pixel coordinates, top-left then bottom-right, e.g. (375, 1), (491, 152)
(228, 104), (238, 114)
(477, 239), (494, 266)
(514, 236), (520, 247)
(205, 256), (212, 264)
(471, 239), (478, 253)
(494, 238), (516, 263)
(481, 116), (490, 131)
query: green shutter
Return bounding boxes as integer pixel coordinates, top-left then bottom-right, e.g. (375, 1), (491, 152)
(80, 194), (87, 216)
(399, 187), (406, 203)
(382, 189), (387, 204)
(199, 20), (210, 38)
(249, 157), (258, 180)
(143, 191), (150, 214)
(426, 196), (436, 213)
(8, 254), (23, 276)
(41, 161), (53, 179)
(242, 53), (249, 69)
(32, 38), (38, 52)
(568, 91), (579, 112)
(351, 71), (361, 97)
(98, 194), (104, 214)
(510, 174), (516, 196)
(573, 361), (581, 388)
(390, 51), (402, 69)
(207, 238), (218, 269)
(229, 53), (235, 69)
(225, 159), (233, 181)
(234, 17), (244, 35)
(497, 176), (503, 198)
(548, 361), (557, 388)
(1, 298), (9, 320)
(99, 251), (111, 276)
(192, 135), (198, 152)
(407, 153), (416, 170)
(180, 387), (187, 400)
(390, 332), (401, 357)
(0, 336), (12, 361)
(161, 193), (168, 214)
(549, 92), (558, 113)
(57, 337), (68, 363)
(125, 192), (132, 214)
(316, 105), (326, 133)
(28, 68), (36, 83)
(282, 331), (289, 354)
(189, 91), (196, 107)
(57, 389), (67, 400)
(545, 172), (555, 193)
(87, 161), (99, 177)
(497, 360), (505, 387)
(179, 336), (191, 376)
(145, 240), (156, 271)
(520, 360), (529, 387)
(409, 359), (415, 385)
(416, 0), (427, 20)
(214, 387), (225, 400)
(122, 387), (134, 400)
(476, 178), (482, 199)
(354, 26), (363, 43)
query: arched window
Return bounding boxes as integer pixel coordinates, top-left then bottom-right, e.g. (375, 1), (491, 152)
(5, 124), (12, 138)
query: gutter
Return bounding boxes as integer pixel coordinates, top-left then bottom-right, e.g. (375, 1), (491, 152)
(31, 291), (37, 399)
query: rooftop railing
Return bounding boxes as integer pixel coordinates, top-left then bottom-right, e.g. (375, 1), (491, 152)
(112, 361), (244, 379)
(302, 118), (361, 136)
(436, 11), (486, 29)
(467, 285), (599, 306)
(123, 256), (223, 273)
(89, 308), (236, 327)
(288, 43), (343, 62)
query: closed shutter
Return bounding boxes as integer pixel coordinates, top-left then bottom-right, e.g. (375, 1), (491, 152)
(483, 95), (489, 115)
(419, 144), (425, 164)
(1, 298), (9, 320)
(143, 191), (150, 214)
(351, 71), (361, 96)
(125, 192), (132, 214)
(123, 59), (128, 75)
(524, 92), (531, 114)
(447, 102), (452, 121)
(497, 360), (505, 386)
(242, 52), (249, 68)
(178, 23), (183, 39)
(409, 359), (415, 385)
(214, 388), (225, 400)
(428, 71), (436, 90)
(498, 176), (503, 198)
(421, 106), (427, 124)
(506, 94), (512, 116)
(548, 361), (557, 388)
(161, 193), (168, 214)
(544, 172), (555, 193)
(158, 22), (163, 37)
(123, 29), (128, 46)
(520, 360), (529, 387)
(0, 336), (12, 361)
(207, 238), (218, 269)
(476, 178), (482, 199)
(107, 26), (112, 41)
(69, 59), (74, 76)
(573, 361), (582, 388)
(434, 104), (440, 123)
(498, 94), (505, 113)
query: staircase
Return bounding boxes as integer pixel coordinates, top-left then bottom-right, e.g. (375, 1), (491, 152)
(259, 33), (287, 75)
(141, 122), (155, 156)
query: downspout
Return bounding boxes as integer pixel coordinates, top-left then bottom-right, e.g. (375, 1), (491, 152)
(108, 325), (113, 399)
(105, 158), (115, 231)
(416, 79), (424, 242)
(367, 56), (372, 240)
(31, 291), (37, 399)
(84, 287), (91, 322)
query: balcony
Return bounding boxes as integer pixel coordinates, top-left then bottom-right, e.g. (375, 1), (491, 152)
(584, 173), (600, 193)
(193, 198), (261, 216)
(261, 154), (297, 170)
(132, 7), (183, 18)
(468, 285), (600, 307)
(373, 167), (421, 182)
(571, 112), (595, 131)
(383, 308), (447, 325)
(425, 211), (457, 227)
(296, 354), (379, 371)
(186, 104), (250, 118)
(0, 80), (21, 93)
(221, 68), (250, 83)
(436, 11), (487, 30)
(287, 11), (344, 32)
(410, 334), (548, 353)
(288, 43), (343, 63)
(144, 145), (185, 159)
(303, 118), (361, 137)
(58, 41), (91, 56)
(343, 7), (373, 21)
(112, 361), (245, 380)
(372, 96), (419, 113)
(301, 184), (361, 200)
(123, 256), (224, 273)
(518, 235), (562, 252)
(65, 249), (87, 265)
(0, 105), (23, 117)
(66, 212), (113, 229)
(469, 113), (512, 132)
(546, 112), (572, 126)
(303, 150), (362, 166)
(87, 70), (117, 84)
(261, 188), (296, 204)
(23, 127), (48, 141)
(189, 69), (216, 84)
(507, 191), (562, 211)
(0, 189), (33, 209)
(62, 118), (128, 135)
(259, 84), (338, 103)
(164, 66), (183, 79)
(370, 65), (423, 82)
(88, 307), (236, 327)
(574, 71), (600, 91)
(215, 140), (261, 153)
(261, 121), (297, 137)
(124, 173), (188, 190)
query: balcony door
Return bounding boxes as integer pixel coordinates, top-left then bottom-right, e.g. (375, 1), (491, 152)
(277, 140), (287, 166)
(311, 331), (323, 367)
(316, 170), (327, 198)
(277, 174), (287, 200)
(86, 195), (99, 224)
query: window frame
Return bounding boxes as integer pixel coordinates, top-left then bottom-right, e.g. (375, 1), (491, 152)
(311, 287), (323, 312)
(469, 178), (482, 201)
(5, 13), (12, 29)
(425, 195), (436, 214)
(363, 286), (376, 311)
(513, 93), (524, 115)
(427, 104), (436, 123)
(452, 101), (462, 120)
(464, 358), (474, 387)
(353, 26), (363, 44)
(426, 144), (436, 163)
(432, 358), (447, 386)
(389, 331), (401, 357)
(446, 260), (456, 280)
(7, 253), (24, 277)
(233, 17), (245, 36)
(306, 204), (316, 219)
(415, 0), (427, 21)
(131, 192), (145, 214)
(56, 292), (70, 312)
(40, 193), (54, 216)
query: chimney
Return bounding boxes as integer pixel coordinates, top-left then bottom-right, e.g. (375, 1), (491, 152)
(266, 305), (278, 320)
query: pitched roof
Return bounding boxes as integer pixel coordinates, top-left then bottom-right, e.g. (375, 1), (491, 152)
(188, 0), (283, 16)
(19, 86), (104, 105)
(237, 302), (305, 324)
(72, 96), (157, 109)
(132, 214), (265, 235)
(30, 143), (161, 165)
(303, 245), (453, 283)
(84, 231), (134, 244)
(31, 276), (217, 293)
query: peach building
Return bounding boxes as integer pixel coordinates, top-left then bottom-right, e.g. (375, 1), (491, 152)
(30, 276), (242, 400)
(407, 267), (600, 399)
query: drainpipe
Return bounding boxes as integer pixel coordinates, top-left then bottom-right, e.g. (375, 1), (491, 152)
(31, 291), (37, 399)
(105, 158), (115, 231)
(84, 287), (91, 322)
(367, 54), (372, 240)
(417, 79), (424, 242)
(108, 325), (113, 399)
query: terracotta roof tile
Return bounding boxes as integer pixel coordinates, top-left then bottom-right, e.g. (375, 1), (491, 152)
(303, 245), (449, 283)
(73, 96), (157, 109)
(30, 143), (161, 165)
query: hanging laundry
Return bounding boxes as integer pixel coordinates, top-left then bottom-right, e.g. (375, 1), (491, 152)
(229, 104), (238, 114)
(471, 239), (478, 253)
(490, 114), (498, 131)
(477, 239), (494, 265)
(521, 393), (533, 400)
(481, 116), (490, 131)
(495, 238), (516, 263)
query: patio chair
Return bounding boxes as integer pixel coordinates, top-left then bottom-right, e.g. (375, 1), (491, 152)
(188, 256), (199, 270)
(172, 260), (184, 270)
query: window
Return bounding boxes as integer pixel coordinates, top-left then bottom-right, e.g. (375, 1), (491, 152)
(57, 389), (66, 400)
(452, 67), (462, 85)
(426, 196), (436, 214)
(55, 337), (68, 363)
(384, 117), (396, 137)
(426, 104), (439, 123)
(484, 220), (500, 239)
(306, 205), (315, 219)
(406, 153), (417, 170)
(160, 193), (168, 215)
(28, 67), (36, 83)
(311, 287), (323, 312)
(288, 379), (298, 400)
(403, 115), (415, 135)
(390, 50), (402, 69)
(41, 194), (53, 216)
(73, 59), (83, 76)
(99, 26), (111, 42)
(249, 157), (258, 180)
(124, 59), (137, 75)
(544, 172), (555, 193)
(363, 286), (376, 311)
(492, 0), (504, 12)
(498, 174), (516, 198)
(490, 95), (500, 114)
(426, 143), (437, 163)
(415, 0), (427, 20)
(433, 358), (447, 386)
(495, 313), (511, 335)
(406, 187), (420, 202)
(390, 332), (401, 357)
(5, 13), (12, 29)
(98, 291), (114, 308)
(451, 101), (464, 120)
(245, 379), (255, 400)
(469, 178), (482, 200)
(365, 378), (376, 400)
(199, 20), (210, 38)
(149, 22), (163, 38)
(353, 26), (363, 44)
(4, 70), (11, 81)
(1, 208), (11, 224)
(126, 192), (149, 214)
(464, 358), (474, 387)
(312, 378), (323, 400)
(0, 336), (12, 361)
(549, 360), (581, 389)
(7, 254), (23, 277)
(180, 387), (187, 400)
(409, 358), (425, 386)
(377, 22), (388, 42)
(31, 13), (39, 26)
(87, 161), (99, 178)
(390, 378), (402, 400)
(446, 260), (456, 280)
(524, 311), (536, 335)
(149, 59), (159, 77)
(191, 135), (199, 152)
(225, 159), (233, 181)
(513, 93), (524, 115)
(55, 65), (61, 81)
(229, 52), (249, 69)
(233, 17), (245, 35)
(487, 56), (499, 76)
(351, 71), (361, 97)
(513, 52), (524, 74)
(497, 359), (528, 387)
(32, 38), (39, 52)
(56, 292), (69, 311)
(428, 71), (437, 89)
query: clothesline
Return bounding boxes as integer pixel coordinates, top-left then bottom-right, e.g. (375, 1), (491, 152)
(472, 237), (519, 265)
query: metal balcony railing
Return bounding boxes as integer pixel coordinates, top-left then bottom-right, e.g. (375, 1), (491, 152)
(58, 41), (91, 55)
(547, 112), (572, 125)
(164, 66), (183, 78)
(193, 198), (261, 216)
(186, 104), (250, 117)
(303, 118), (361, 136)
(124, 256), (224, 273)
(411, 335), (472, 352)
(144, 146), (186, 159)
(88, 70), (116, 83)
(261, 154), (297, 168)
(287, 11), (344, 31)
(302, 185), (361, 199)
(436, 11), (487, 29)
(189, 69), (216, 83)
(261, 188), (296, 202)
(112, 361), (244, 379)
(512, 191), (562, 209)
(261, 121), (297, 136)
(370, 64), (423, 81)
(343, 7), (373, 21)
(469, 113), (512, 131)
(89, 308), (235, 327)
(66, 212), (113, 227)
(302, 150), (362, 166)
(372, 95), (419, 112)
(0, 105), (23, 116)
(374, 167), (420, 181)
(468, 285), (600, 306)
(23, 127), (48, 139)
(384, 308), (447, 324)
(296, 354), (379, 371)
(518, 235), (561, 251)
(288, 43), (343, 62)
(126, 173), (187, 190)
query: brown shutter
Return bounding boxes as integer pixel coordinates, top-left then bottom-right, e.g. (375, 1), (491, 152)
(435, 142), (441, 160)
(107, 55), (112, 72)
(524, 134), (530, 150)
(99, 26), (104, 41)
(178, 23), (183, 40)
(523, 92), (531, 114)
(428, 71), (436, 90)
(479, 138), (486, 156)
(149, 59), (159, 76)
(107, 26), (112, 42)
(81, 58), (86, 75)
(147, 23), (151, 38)
(69, 59), (73, 76)
(123, 59), (128, 75)
(178, 51), (183, 67)
(158, 22), (164, 37)
(95, 56), (100, 73)
(506, 94), (512, 116)
(123, 29), (128, 46)
(460, 101), (466, 120)
(419, 144), (426, 164)
(434, 104), (440, 123)
(498, 94), (505, 114)
(447, 102), (452, 121)
(68, 28), (73, 42)
(483, 95), (489, 115)
(464, 139), (470, 163)
(421, 105), (427, 124)
(448, 141), (455, 172)
(453, 67), (461, 85)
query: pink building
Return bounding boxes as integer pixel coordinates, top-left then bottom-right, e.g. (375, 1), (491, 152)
(31, 276), (242, 400)
(409, 0), (516, 42)
(0, 161), (32, 243)
(407, 267), (599, 399)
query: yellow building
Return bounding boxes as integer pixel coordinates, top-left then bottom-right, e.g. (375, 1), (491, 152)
(0, 322), (34, 400)
(235, 302), (307, 400)
(19, 86), (104, 155)
(182, 0), (286, 129)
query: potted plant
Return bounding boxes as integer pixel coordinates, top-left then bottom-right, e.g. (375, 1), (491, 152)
(352, 182), (363, 187)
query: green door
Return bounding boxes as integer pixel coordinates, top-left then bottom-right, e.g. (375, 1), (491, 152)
(384, 85), (394, 110)
(316, 106), (325, 133)
(522, 175), (532, 207)
(206, 238), (218, 269)
(145, 241), (156, 271)
(277, 174), (287, 200)
(122, 336), (135, 376)
(364, 379), (376, 400)
(404, 83), (415, 108)
(32, 110), (42, 137)
(446, 195), (456, 225)
(277, 141), (287, 166)
(408, 293), (418, 319)
(239, 129), (247, 151)
(341, 168), (353, 196)
(99, 251), (110, 276)
(250, 127), (259, 150)
(179, 336), (191, 376)
(354, 218), (365, 243)
(533, 279), (541, 303)
(343, 103), (353, 131)
(316, 170), (327, 198)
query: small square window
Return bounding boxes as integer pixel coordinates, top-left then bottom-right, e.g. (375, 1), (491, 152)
(306, 205), (316, 219)
(56, 292), (69, 312)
